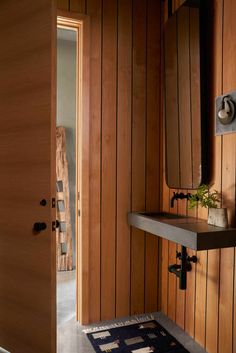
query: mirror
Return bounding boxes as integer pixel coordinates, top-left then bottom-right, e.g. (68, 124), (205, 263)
(164, 0), (207, 189)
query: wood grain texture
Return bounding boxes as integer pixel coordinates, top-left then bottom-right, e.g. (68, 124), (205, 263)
(176, 197), (186, 330)
(190, 7), (201, 189)
(165, 6), (202, 189)
(164, 14), (180, 188)
(87, 0), (102, 324)
(116, 0), (132, 318)
(218, 1), (236, 350)
(234, 253), (236, 353)
(161, 124), (169, 314)
(70, 0), (86, 13)
(130, 0), (147, 316)
(160, 60), (169, 317)
(145, 234), (158, 312)
(100, 0), (117, 321)
(58, 0), (69, 10)
(194, 250), (207, 347)
(168, 194), (177, 322)
(185, 190), (197, 339)
(184, 247), (196, 338)
(205, 1), (222, 352)
(161, 238), (169, 315)
(65, 0), (162, 324)
(168, 241), (177, 322)
(178, 6), (192, 188)
(145, 0), (161, 314)
(0, 1), (56, 352)
(218, 136), (235, 353)
(161, 1), (236, 351)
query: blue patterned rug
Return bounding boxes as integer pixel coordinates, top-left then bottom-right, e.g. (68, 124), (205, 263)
(86, 320), (190, 353)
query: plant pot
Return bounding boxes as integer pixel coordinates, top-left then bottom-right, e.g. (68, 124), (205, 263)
(208, 207), (228, 228)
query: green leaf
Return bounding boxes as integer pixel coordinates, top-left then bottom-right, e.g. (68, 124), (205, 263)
(188, 183), (221, 210)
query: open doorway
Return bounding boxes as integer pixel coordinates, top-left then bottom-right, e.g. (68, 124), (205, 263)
(56, 25), (78, 326)
(56, 11), (90, 330)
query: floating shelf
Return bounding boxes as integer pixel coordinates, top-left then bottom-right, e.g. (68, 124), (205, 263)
(128, 212), (236, 251)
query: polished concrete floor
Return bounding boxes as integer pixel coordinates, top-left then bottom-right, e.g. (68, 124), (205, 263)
(57, 270), (77, 327)
(57, 271), (207, 353)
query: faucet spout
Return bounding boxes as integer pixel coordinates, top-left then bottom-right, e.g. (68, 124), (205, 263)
(170, 192), (192, 208)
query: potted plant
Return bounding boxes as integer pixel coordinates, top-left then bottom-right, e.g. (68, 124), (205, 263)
(189, 184), (228, 228)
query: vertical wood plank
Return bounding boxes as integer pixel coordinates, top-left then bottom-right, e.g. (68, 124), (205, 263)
(195, 250), (207, 347)
(87, 0), (102, 323)
(176, 197), (187, 330)
(219, 248), (234, 353)
(205, 1), (222, 352)
(161, 238), (169, 315)
(234, 253), (236, 353)
(131, 230), (145, 315)
(145, 234), (158, 312)
(164, 14), (180, 188)
(219, 1), (236, 351)
(101, 0), (117, 321)
(57, 0), (69, 10)
(160, 0), (169, 314)
(70, 0), (86, 13)
(168, 192), (178, 322)
(168, 241), (177, 322)
(184, 248), (196, 337)
(160, 2), (236, 351)
(178, 6), (192, 189)
(185, 204), (197, 338)
(218, 138), (235, 353)
(190, 7), (201, 189)
(145, 0), (161, 314)
(206, 249), (220, 353)
(130, 0), (147, 315)
(116, 0), (132, 318)
(161, 155), (169, 317)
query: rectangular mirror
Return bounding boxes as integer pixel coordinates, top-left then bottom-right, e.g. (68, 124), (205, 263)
(164, 0), (207, 189)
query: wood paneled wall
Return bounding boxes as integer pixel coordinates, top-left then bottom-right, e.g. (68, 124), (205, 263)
(57, 0), (161, 323)
(161, 1), (236, 352)
(57, 2), (236, 350)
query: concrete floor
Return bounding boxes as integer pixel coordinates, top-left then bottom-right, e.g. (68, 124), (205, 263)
(57, 270), (77, 326)
(57, 271), (207, 353)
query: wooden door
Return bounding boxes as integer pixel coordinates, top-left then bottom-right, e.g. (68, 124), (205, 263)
(0, 1), (56, 353)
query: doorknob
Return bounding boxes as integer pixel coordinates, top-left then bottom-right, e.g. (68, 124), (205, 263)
(33, 222), (47, 232)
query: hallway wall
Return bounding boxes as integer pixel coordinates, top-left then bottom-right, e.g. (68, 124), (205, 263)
(57, 0), (162, 323)
(161, 1), (236, 353)
(57, 35), (77, 268)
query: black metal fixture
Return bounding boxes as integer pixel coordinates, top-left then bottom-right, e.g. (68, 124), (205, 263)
(170, 192), (193, 208)
(40, 199), (47, 206)
(168, 246), (197, 290)
(33, 222), (47, 232)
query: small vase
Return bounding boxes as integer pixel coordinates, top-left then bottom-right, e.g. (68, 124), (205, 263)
(208, 207), (228, 228)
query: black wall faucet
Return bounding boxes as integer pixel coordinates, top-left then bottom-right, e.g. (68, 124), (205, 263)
(170, 192), (192, 208)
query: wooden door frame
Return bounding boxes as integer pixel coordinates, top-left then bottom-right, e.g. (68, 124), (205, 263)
(57, 11), (90, 324)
